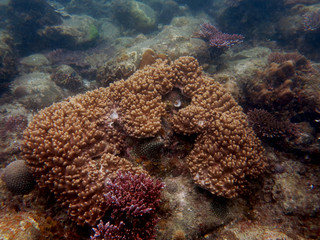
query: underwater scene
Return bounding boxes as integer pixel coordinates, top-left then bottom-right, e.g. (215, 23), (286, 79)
(0, 0), (320, 239)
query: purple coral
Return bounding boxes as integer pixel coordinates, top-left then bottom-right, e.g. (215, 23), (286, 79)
(196, 23), (244, 49)
(303, 9), (320, 31)
(91, 221), (125, 240)
(91, 171), (165, 240)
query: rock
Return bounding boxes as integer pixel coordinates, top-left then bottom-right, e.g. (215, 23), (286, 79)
(217, 46), (271, 77)
(0, 103), (29, 166)
(157, 176), (243, 239)
(0, 211), (41, 240)
(112, 0), (157, 33)
(64, 0), (112, 18)
(98, 20), (121, 42)
(10, 72), (67, 110)
(39, 15), (99, 49)
(51, 65), (84, 91)
(146, 0), (180, 25)
(0, 1), (9, 28)
(18, 54), (51, 74)
(7, 0), (63, 54)
(0, 30), (17, 93)
(109, 16), (211, 72)
(272, 172), (320, 216)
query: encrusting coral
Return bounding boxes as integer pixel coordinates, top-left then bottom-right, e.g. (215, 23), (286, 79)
(246, 52), (315, 112)
(22, 56), (266, 226)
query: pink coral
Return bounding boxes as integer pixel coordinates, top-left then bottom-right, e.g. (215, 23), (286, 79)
(196, 23), (244, 49)
(91, 221), (125, 240)
(91, 171), (164, 240)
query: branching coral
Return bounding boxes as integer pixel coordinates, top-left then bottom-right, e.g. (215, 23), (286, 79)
(194, 23), (244, 50)
(22, 56), (266, 228)
(247, 108), (297, 138)
(90, 171), (164, 240)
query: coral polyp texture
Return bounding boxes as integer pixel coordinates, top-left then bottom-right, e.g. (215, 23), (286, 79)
(3, 160), (35, 195)
(247, 108), (296, 138)
(22, 56), (266, 227)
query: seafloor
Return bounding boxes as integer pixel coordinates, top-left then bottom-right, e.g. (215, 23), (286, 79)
(0, 0), (320, 239)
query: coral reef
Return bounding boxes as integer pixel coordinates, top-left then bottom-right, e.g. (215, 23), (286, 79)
(7, 0), (63, 54)
(195, 23), (244, 51)
(303, 8), (320, 32)
(168, 59), (266, 198)
(96, 59), (136, 87)
(247, 108), (297, 138)
(51, 65), (84, 91)
(22, 56), (266, 227)
(267, 52), (313, 69)
(18, 53), (51, 74)
(2, 160), (35, 195)
(133, 138), (165, 160)
(244, 52), (320, 156)
(10, 72), (67, 110)
(0, 31), (17, 93)
(39, 15), (99, 49)
(284, 0), (319, 4)
(91, 171), (164, 240)
(111, 0), (157, 33)
(90, 221), (124, 240)
(246, 52), (315, 112)
(0, 115), (28, 141)
(138, 49), (168, 70)
(46, 44), (116, 81)
(1, 0), (319, 238)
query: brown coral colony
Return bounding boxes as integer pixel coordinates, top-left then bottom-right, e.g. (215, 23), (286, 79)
(22, 56), (266, 226)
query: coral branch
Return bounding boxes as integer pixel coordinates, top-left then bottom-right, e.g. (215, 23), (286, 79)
(196, 23), (244, 49)
(90, 171), (164, 240)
